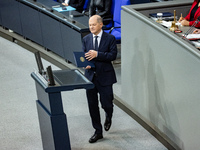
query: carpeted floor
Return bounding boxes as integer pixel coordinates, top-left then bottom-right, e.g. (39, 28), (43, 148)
(0, 36), (167, 150)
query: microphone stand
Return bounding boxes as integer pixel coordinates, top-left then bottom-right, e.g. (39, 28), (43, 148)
(183, 17), (200, 38)
(181, 17), (200, 47)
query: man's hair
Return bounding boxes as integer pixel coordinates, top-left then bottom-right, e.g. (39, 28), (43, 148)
(96, 15), (103, 24)
(89, 15), (103, 24)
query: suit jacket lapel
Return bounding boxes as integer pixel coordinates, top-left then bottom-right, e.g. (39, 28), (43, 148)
(89, 33), (94, 50)
(98, 32), (107, 51)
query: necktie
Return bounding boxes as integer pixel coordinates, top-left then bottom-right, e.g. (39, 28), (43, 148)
(94, 36), (98, 51)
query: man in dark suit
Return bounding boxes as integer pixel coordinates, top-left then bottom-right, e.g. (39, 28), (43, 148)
(82, 15), (117, 143)
(61, 0), (85, 12)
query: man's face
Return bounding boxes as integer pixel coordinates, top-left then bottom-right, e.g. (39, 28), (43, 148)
(89, 16), (103, 35)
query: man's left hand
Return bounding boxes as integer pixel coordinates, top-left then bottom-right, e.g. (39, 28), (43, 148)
(85, 50), (97, 61)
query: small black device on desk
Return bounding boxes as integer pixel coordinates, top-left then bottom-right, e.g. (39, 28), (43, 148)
(62, 6), (67, 10)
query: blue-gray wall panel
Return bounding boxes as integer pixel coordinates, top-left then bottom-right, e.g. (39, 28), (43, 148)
(19, 3), (43, 46)
(39, 12), (64, 57)
(60, 23), (83, 64)
(0, 0), (22, 35)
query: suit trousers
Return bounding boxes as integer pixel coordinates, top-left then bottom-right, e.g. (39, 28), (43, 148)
(86, 76), (114, 134)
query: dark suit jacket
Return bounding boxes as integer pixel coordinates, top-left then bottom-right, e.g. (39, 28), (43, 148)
(82, 31), (117, 86)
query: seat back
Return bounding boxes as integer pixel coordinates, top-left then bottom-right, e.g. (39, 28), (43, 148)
(113, 0), (130, 31)
(104, 0), (130, 43)
(83, 0), (90, 11)
(110, 0), (115, 15)
(104, 0), (115, 28)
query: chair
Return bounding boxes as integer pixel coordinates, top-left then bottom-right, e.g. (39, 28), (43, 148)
(82, 0), (90, 13)
(82, 0), (90, 16)
(104, 0), (130, 44)
(84, 0), (113, 28)
(103, 0), (116, 29)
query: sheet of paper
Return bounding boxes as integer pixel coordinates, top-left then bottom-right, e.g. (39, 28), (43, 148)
(186, 34), (200, 40)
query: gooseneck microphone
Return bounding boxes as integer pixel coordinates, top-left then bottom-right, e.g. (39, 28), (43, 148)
(183, 16), (200, 38)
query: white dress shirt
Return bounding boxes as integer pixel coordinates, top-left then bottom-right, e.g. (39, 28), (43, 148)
(64, 0), (69, 4)
(93, 29), (103, 49)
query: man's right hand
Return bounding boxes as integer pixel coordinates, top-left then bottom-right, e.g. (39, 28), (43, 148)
(85, 50), (98, 61)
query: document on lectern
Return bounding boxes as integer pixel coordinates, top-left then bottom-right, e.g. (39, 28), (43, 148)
(73, 52), (95, 68)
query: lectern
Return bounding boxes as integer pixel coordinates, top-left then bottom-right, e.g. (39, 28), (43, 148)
(31, 69), (94, 150)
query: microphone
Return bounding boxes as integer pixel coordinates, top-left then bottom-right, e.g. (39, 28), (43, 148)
(183, 16), (200, 38)
(46, 66), (55, 86)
